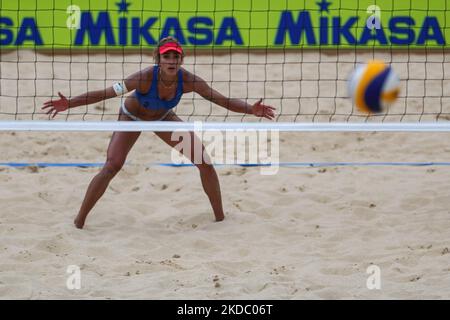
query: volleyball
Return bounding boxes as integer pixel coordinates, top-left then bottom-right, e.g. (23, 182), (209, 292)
(348, 60), (400, 114)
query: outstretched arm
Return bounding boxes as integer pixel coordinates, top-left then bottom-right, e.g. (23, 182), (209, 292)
(192, 75), (276, 120)
(41, 68), (149, 118)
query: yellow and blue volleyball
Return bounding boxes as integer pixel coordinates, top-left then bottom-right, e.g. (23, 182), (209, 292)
(348, 60), (400, 114)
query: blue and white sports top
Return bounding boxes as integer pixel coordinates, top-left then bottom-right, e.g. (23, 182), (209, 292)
(134, 65), (183, 110)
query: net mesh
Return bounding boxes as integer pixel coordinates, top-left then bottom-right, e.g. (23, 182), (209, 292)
(0, 0), (449, 124)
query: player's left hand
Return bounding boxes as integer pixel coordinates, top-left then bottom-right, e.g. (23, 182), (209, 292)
(251, 99), (276, 120)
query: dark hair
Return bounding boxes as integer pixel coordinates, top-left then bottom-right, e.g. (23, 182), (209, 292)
(153, 36), (185, 64)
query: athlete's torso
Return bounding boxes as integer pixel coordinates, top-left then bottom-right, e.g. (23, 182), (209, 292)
(123, 65), (186, 120)
(134, 65), (183, 111)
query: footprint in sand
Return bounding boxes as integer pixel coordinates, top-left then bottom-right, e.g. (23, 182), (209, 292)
(172, 214), (208, 230)
(235, 248), (250, 258)
(304, 284), (326, 292)
(160, 259), (185, 270)
(308, 194), (335, 204)
(399, 197), (431, 211)
(273, 195), (303, 207)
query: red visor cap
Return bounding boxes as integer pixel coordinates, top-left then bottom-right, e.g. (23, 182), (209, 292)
(159, 42), (183, 54)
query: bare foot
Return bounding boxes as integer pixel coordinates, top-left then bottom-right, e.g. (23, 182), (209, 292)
(74, 218), (85, 229)
(215, 215), (225, 222)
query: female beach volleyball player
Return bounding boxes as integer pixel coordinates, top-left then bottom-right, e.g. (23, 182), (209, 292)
(42, 36), (276, 229)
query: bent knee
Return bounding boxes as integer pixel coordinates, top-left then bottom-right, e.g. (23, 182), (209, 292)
(102, 159), (125, 177)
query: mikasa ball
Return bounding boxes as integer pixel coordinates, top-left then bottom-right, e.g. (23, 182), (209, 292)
(348, 60), (400, 114)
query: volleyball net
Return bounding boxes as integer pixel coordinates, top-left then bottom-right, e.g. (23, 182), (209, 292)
(0, 0), (449, 131)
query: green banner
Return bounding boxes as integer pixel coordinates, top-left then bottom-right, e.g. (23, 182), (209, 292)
(0, 0), (448, 49)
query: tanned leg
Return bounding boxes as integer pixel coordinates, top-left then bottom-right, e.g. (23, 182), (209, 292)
(154, 113), (225, 221)
(74, 130), (141, 228)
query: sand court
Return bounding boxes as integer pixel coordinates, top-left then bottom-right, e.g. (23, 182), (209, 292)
(1, 128), (450, 299)
(1, 18), (450, 299)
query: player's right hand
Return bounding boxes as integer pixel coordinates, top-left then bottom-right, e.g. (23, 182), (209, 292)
(42, 92), (69, 118)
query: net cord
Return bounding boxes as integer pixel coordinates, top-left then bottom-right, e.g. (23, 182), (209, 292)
(1, 121), (450, 132)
